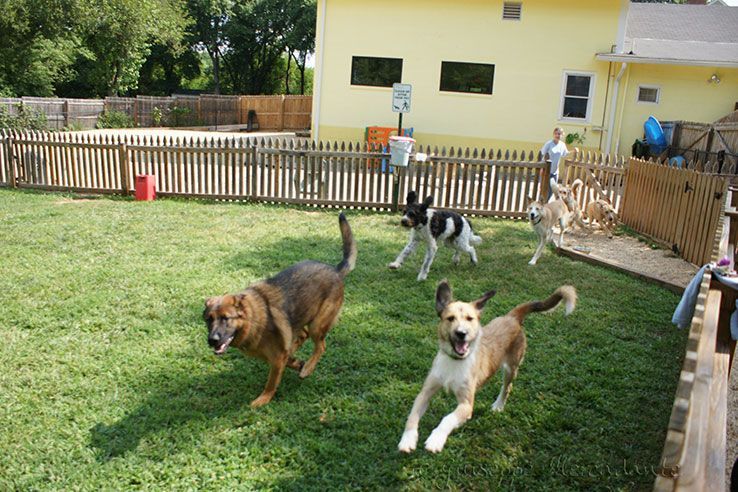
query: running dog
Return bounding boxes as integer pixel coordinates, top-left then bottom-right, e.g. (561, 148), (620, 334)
(389, 191), (482, 281)
(586, 197), (618, 238)
(556, 179), (590, 233)
(526, 179), (570, 265)
(203, 213), (357, 408)
(398, 280), (577, 453)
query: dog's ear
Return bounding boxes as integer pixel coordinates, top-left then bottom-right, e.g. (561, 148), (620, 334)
(421, 195), (433, 210)
(205, 296), (220, 309)
(526, 196), (535, 206)
(232, 294), (247, 316)
(473, 290), (496, 312)
(435, 279), (453, 316)
(406, 191), (417, 205)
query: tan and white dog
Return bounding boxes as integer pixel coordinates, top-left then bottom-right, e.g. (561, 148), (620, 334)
(586, 196), (618, 238)
(526, 179), (570, 265)
(556, 179), (589, 233)
(398, 280), (577, 453)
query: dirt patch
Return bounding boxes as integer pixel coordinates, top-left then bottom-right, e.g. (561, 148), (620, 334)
(560, 228), (700, 288)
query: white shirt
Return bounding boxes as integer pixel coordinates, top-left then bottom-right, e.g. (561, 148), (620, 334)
(540, 139), (569, 175)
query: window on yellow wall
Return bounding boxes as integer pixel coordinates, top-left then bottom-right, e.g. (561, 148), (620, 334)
(560, 72), (594, 121)
(440, 62), (495, 95)
(350, 56), (402, 88)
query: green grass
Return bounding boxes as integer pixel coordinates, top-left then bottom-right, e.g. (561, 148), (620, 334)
(0, 189), (686, 491)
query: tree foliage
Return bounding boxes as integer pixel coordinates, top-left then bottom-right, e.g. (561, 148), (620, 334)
(0, 0), (316, 97)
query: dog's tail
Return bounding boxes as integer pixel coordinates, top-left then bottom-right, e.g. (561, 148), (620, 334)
(336, 213), (357, 279)
(507, 285), (577, 324)
(571, 179), (583, 200)
(466, 218), (483, 245)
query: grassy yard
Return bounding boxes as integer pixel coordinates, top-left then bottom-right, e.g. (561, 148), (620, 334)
(0, 189), (686, 491)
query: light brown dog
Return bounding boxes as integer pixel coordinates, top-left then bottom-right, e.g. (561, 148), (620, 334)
(203, 213), (357, 407)
(586, 197), (618, 238)
(398, 280), (577, 453)
(556, 179), (590, 233)
(526, 178), (570, 265)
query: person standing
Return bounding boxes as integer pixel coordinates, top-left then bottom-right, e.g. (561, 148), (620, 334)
(540, 127), (576, 199)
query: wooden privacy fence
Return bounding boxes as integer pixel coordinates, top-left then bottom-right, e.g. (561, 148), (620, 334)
(0, 95), (312, 131)
(663, 118), (738, 174)
(654, 188), (736, 491)
(0, 131), (548, 216)
(619, 159), (727, 266)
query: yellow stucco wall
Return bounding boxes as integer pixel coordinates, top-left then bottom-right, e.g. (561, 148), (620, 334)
(313, 0), (624, 153)
(615, 64), (738, 155)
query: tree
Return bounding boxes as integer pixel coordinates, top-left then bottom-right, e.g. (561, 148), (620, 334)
(0, 0), (88, 96)
(64, 0), (190, 96)
(187, 0), (233, 94)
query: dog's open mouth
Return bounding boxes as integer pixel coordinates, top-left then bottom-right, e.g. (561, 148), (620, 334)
(452, 339), (470, 357)
(213, 335), (235, 356)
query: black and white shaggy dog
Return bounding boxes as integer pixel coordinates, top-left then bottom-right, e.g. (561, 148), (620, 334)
(389, 192), (482, 281)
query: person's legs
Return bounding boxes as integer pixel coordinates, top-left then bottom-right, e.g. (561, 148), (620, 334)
(547, 172), (558, 201)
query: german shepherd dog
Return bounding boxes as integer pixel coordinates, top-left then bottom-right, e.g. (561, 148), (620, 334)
(389, 191), (482, 281)
(398, 280), (576, 453)
(204, 213), (357, 407)
(526, 179), (570, 265)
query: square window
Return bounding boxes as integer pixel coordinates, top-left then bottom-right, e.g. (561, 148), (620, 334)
(350, 56), (402, 88)
(440, 61), (495, 95)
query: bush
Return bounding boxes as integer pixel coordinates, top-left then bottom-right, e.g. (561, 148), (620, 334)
(168, 106), (193, 127)
(0, 104), (48, 131)
(96, 110), (135, 129)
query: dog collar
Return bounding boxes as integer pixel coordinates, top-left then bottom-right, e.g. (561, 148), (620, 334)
(531, 216), (542, 225)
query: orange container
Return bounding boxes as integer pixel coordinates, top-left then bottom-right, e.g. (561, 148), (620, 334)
(135, 175), (156, 201)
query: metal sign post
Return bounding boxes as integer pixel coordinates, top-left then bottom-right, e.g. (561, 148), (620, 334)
(391, 83), (412, 211)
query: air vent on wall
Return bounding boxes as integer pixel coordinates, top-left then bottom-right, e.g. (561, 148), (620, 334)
(638, 86), (659, 103)
(503, 2), (522, 20)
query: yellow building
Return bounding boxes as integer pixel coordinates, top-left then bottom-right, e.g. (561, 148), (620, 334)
(311, 1), (738, 156)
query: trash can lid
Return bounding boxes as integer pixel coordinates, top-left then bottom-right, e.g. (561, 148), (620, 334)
(389, 136), (415, 143)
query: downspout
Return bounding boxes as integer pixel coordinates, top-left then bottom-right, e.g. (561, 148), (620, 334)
(311, 0), (327, 143)
(605, 62), (627, 155)
(614, 67), (631, 156)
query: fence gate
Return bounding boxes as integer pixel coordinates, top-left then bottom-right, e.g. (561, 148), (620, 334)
(620, 158), (727, 265)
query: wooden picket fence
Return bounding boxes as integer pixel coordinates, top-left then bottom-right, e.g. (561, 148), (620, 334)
(0, 130), (548, 216)
(619, 159), (727, 266)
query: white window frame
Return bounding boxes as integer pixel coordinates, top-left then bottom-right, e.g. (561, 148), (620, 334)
(636, 85), (660, 105)
(559, 71), (595, 123)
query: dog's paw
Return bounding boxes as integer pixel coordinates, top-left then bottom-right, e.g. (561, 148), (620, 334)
(452, 255), (460, 265)
(250, 394), (273, 408)
(528, 259), (537, 266)
(388, 262), (401, 270)
(398, 429), (418, 453)
(416, 274), (427, 281)
(424, 430), (447, 453)
(491, 400), (506, 412)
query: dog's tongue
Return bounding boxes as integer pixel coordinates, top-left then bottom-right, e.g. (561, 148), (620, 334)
(454, 340), (469, 356)
(213, 337), (233, 355)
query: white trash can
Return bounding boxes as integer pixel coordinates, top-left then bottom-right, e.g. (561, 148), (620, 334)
(388, 136), (415, 167)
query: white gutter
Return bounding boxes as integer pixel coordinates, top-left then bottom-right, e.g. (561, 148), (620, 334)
(596, 53), (738, 69)
(605, 62), (628, 155)
(311, 0), (327, 143)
